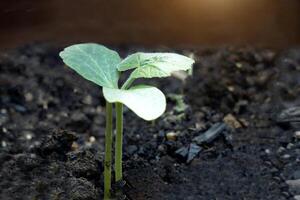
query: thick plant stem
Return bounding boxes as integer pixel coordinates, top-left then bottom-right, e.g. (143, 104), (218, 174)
(115, 102), (123, 182)
(104, 102), (113, 200)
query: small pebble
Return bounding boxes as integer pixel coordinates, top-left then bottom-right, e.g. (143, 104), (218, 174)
(227, 86), (235, 92)
(282, 154), (291, 159)
(281, 191), (290, 198)
(277, 147), (285, 154)
(195, 122), (206, 131)
(235, 62), (243, 68)
(166, 132), (177, 141)
(47, 113), (54, 119)
(287, 143), (294, 149)
(42, 102), (48, 110)
(24, 93), (33, 102)
(286, 179), (300, 191)
(273, 177), (281, 182)
(295, 131), (300, 139)
(89, 136), (96, 143)
(83, 95), (93, 105)
(96, 106), (103, 114)
(135, 134), (141, 140)
(223, 114), (242, 129)
(25, 133), (33, 140)
(157, 144), (166, 153)
(294, 195), (300, 200)
(265, 149), (271, 154)
(1, 141), (7, 148)
(71, 142), (79, 151)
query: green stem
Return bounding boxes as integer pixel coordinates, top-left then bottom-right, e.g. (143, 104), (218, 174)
(104, 102), (113, 200)
(113, 75), (134, 182)
(115, 102), (123, 182)
(121, 76), (135, 89)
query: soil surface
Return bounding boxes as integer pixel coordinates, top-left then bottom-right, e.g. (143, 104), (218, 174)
(0, 44), (300, 200)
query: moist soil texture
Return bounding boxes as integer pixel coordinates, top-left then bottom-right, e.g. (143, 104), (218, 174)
(0, 44), (300, 200)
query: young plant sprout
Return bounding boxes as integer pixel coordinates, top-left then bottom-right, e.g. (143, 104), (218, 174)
(59, 43), (194, 199)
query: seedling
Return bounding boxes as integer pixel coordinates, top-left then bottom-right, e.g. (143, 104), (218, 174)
(59, 43), (194, 199)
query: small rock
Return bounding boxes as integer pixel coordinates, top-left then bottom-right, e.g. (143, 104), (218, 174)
(83, 95), (93, 105)
(239, 118), (250, 127)
(265, 149), (271, 154)
(24, 93), (33, 102)
(89, 136), (96, 143)
(273, 176), (281, 182)
(0, 109), (7, 114)
(227, 86), (235, 92)
(71, 142), (79, 151)
(223, 114), (242, 129)
(295, 131), (300, 139)
(277, 147), (285, 154)
(282, 154), (291, 159)
(286, 179), (300, 193)
(71, 112), (87, 122)
(281, 191), (291, 198)
(276, 107), (300, 123)
(270, 167), (279, 173)
(235, 62), (243, 68)
(157, 144), (166, 153)
(14, 104), (27, 113)
(294, 195), (300, 200)
(166, 132), (177, 141)
(25, 132), (33, 140)
(195, 122), (206, 131)
(193, 123), (227, 145)
(135, 134), (141, 140)
(1, 141), (7, 148)
(287, 143), (294, 149)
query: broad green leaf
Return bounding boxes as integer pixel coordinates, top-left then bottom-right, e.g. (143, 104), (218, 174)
(117, 53), (194, 79)
(59, 43), (121, 88)
(103, 85), (166, 121)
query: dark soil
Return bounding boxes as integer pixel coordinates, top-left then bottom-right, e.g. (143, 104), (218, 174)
(0, 44), (300, 200)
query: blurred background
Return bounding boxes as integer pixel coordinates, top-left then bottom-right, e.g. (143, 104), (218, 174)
(0, 0), (300, 49)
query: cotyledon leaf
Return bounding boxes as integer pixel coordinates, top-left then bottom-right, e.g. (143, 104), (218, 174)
(103, 85), (166, 121)
(117, 53), (194, 79)
(59, 43), (121, 88)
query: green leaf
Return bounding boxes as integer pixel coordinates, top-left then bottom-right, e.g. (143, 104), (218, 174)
(117, 53), (194, 79)
(103, 85), (166, 121)
(59, 43), (121, 88)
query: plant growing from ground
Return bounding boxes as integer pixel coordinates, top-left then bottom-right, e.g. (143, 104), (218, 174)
(59, 43), (194, 199)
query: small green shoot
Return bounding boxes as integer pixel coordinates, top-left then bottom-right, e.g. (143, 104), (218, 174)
(59, 43), (194, 199)
(168, 93), (189, 113)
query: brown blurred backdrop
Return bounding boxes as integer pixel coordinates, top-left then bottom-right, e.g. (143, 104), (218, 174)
(0, 0), (300, 49)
